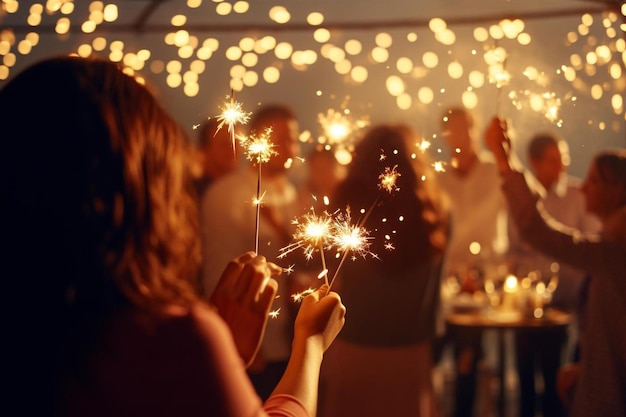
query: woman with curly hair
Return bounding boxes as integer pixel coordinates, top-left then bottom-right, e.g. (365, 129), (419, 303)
(319, 124), (449, 417)
(0, 56), (345, 417)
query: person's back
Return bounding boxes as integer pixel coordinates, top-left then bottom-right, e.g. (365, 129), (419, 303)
(486, 117), (626, 417)
(508, 133), (601, 417)
(0, 56), (346, 417)
(319, 124), (449, 417)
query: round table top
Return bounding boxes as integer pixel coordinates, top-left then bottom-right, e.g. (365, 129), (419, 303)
(445, 308), (572, 330)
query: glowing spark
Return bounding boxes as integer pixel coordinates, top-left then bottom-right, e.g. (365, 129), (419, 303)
(384, 242), (395, 250)
(316, 107), (369, 152)
(215, 91), (251, 155)
(252, 191), (267, 207)
(489, 67), (512, 88)
(330, 209), (374, 259)
(318, 108), (352, 144)
(433, 161), (446, 172)
(378, 165), (401, 193)
(269, 308), (281, 319)
(239, 127), (277, 164)
(278, 209), (333, 260)
(216, 94), (251, 134)
(192, 123), (200, 130)
(291, 288), (315, 303)
(283, 264), (295, 275)
(327, 208), (376, 290)
(417, 139), (431, 152)
(379, 152), (387, 161)
(317, 269), (329, 279)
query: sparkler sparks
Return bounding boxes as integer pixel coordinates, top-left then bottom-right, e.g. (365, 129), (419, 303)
(239, 127), (277, 164)
(279, 209), (333, 261)
(416, 139), (432, 153)
(291, 288), (315, 303)
(278, 208), (334, 284)
(432, 161), (446, 172)
(269, 308), (281, 319)
(329, 210), (373, 259)
(509, 90), (565, 125)
(318, 108), (353, 145)
(216, 91), (251, 154)
(327, 208), (376, 290)
(378, 165), (401, 193)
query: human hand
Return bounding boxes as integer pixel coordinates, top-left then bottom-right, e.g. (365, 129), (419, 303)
(557, 362), (580, 408)
(293, 285), (346, 352)
(210, 252), (282, 367)
(485, 117), (512, 174)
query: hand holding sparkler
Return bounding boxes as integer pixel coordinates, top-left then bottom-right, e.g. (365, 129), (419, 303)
(291, 284), (346, 351)
(485, 117), (513, 175)
(209, 252), (282, 367)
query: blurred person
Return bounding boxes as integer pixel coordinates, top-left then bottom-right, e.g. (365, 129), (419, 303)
(508, 133), (601, 417)
(436, 107), (509, 417)
(486, 117), (626, 417)
(200, 104), (302, 400)
(319, 124), (449, 417)
(0, 56), (346, 417)
(190, 118), (240, 201)
(297, 147), (346, 212)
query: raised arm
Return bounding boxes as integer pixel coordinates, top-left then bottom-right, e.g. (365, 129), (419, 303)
(270, 285), (346, 416)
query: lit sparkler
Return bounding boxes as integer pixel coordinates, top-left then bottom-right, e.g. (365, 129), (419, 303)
(327, 207), (375, 290)
(378, 165), (401, 193)
(317, 107), (369, 159)
(216, 89), (251, 155)
(484, 45), (510, 116)
(432, 161), (446, 173)
(509, 90), (564, 125)
(269, 308), (281, 319)
(278, 209), (334, 285)
(239, 128), (278, 254)
(239, 127), (277, 164)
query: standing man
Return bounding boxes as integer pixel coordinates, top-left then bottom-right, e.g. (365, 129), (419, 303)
(190, 118), (240, 201)
(509, 133), (601, 417)
(436, 107), (509, 417)
(200, 104), (301, 400)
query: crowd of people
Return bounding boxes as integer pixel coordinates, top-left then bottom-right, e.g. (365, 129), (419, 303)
(1, 55), (624, 417)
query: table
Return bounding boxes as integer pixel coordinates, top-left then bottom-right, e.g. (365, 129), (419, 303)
(445, 308), (572, 417)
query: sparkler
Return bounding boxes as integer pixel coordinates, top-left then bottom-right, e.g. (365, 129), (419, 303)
(325, 166), (398, 290)
(239, 127), (278, 254)
(316, 107), (369, 160)
(484, 45), (510, 117)
(216, 89), (251, 156)
(278, 209), (334, 285)
(327, 208), (375, 290)
(509, 89), (564, 125)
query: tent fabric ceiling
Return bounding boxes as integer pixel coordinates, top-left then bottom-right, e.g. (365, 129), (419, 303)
(1, 0), (622, 34)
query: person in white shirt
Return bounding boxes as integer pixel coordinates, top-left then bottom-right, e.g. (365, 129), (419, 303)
(509, 133), (601, 417)
(200, 104), (301, 400)
(435, 107), (509, 417)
